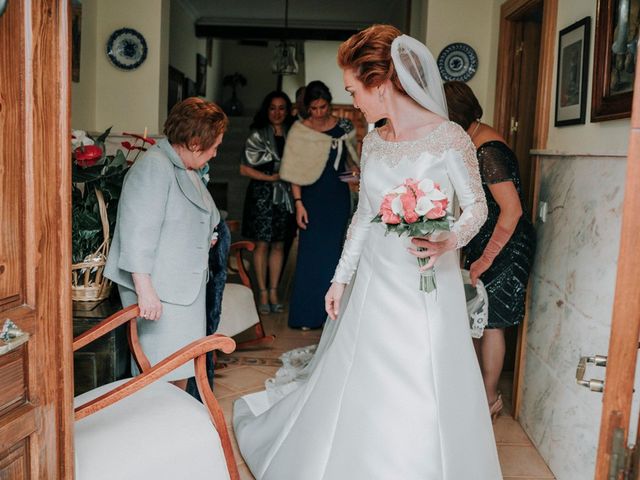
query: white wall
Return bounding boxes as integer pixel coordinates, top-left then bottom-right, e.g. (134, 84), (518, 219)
(425, 0), (500, 123)
(71, 0), (98, 130)
(304, 41), (351, 105)
(92, 0), (170, 135)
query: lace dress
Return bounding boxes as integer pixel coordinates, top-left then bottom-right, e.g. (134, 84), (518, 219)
(463, 141), (536, 328)
(233, 122), (503, 480)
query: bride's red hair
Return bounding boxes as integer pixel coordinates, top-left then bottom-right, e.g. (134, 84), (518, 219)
(337, 24), (406, 95)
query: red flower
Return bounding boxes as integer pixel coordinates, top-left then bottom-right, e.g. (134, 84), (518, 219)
(123, 132), (156, 145)
(74, 145), (103, 167)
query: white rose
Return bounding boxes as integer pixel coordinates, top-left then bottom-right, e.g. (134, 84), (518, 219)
(391, 195), (404, 216)
(418, 178), (435, 193)
(415, 196), (436, 216)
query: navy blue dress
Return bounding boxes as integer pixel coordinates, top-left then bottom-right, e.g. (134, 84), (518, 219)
(288, 119), (353, 328)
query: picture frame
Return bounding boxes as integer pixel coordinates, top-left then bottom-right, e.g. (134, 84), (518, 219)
(591, 0), (638, 122)
(196, 53), (207, 97)
(71, 4), (82, 82)
(184, 77), (197, 98)
(555, 17), (591, 126)
(168, 65), (185, 114)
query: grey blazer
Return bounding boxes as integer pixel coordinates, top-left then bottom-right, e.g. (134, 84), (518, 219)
(104, 139), (219, 306)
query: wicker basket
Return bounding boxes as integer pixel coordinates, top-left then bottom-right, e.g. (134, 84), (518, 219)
(72, 189), (112, 302)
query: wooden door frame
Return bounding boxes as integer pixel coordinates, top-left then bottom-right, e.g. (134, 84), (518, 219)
(493, 0), (557, 419)
(21, 0), (73, 476)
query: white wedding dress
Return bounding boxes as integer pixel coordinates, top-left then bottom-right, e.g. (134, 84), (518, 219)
(233, 121), (503, 480)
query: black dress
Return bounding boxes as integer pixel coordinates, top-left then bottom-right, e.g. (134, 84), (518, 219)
(242, 134), (295, 242)
(288, 119), (353, 328)
(463, 141), (536, 329)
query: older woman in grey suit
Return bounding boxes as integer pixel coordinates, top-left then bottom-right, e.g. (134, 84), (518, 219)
(105, 97), (228, 389)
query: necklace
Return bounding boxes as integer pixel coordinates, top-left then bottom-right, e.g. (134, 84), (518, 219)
(470, 120), (481, 139)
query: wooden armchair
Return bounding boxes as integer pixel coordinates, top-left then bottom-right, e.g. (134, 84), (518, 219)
(217, 241), (275, 349)
(73, 305), (239, 480)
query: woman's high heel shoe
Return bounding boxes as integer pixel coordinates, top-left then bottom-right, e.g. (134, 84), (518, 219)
(489, 393), (503, 423)
(258, 289), (271, 315)
(269, 287), (285, 313)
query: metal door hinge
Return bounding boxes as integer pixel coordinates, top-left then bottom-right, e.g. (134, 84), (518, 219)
(609, 427), (636, 479)
(576, 354), (607, 392)
(515, 41), (524, 56)
(510, 117), (519, 133)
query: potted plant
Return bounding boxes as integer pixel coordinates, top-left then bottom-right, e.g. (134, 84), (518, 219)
(222, 72), (247, 116)
(71, 128), (154, 301)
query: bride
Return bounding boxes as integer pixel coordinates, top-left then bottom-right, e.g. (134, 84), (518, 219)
(233, 25), (503, 480)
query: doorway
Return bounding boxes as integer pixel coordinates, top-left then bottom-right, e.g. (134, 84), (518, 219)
(493, 0), (558, 418)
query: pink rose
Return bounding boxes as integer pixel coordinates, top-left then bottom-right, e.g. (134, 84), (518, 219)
(400, 192), (419, 223)
(426, 199), (448, 219)
(433, 198), (448, 211)
(380, 195), (401, 224)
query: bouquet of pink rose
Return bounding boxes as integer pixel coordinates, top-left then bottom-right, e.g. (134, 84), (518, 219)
(371, 178), (450, 293)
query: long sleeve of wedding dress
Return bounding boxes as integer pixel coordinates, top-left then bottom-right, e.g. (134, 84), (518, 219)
(331, 142), (373, 285)
(445, 131), (488, 248)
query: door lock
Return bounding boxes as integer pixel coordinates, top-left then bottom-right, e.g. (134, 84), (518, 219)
(576, 355), (607, 392)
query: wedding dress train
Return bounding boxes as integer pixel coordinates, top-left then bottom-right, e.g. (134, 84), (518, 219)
(233, 122), (503, 480)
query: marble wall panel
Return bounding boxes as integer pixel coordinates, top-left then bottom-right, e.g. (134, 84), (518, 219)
(520, 155), (626, 480)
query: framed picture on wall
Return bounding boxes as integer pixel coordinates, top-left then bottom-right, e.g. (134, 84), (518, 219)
(185, 78), (197, 98)
(592, 0), (638, 122)
(196, 53), (207, 96)
(168, 65), (185, 113)
(555, 17), (591, 126)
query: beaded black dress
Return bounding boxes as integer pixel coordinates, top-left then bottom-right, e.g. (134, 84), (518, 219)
(463, 141), (536, 329)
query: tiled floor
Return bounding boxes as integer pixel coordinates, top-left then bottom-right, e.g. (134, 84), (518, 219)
(215, 312), (555, 480)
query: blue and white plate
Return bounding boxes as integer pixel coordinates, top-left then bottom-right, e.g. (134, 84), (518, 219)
(437, 43), (478, 82)
(106, 28), (148, 71)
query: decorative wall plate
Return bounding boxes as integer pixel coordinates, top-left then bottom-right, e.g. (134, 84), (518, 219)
(437, 43), (478, 82)
(106, 28), (148, 70)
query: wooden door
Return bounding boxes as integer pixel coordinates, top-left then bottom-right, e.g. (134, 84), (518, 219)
(593, 61), (640, 480)
(495, 1), (542, 212)
(0, 1), (73, 479)
(506, 17), (541, 211)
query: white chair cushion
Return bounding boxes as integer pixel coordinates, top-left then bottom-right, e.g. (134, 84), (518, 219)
(216, 283), (260, 337)
(74, 379), (230, 480)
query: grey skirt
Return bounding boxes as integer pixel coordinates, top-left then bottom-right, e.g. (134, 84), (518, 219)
(118, 273), (207, 382)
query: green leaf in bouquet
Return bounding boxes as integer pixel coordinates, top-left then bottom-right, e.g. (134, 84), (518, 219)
(408, 223), (433, 237)
(371, 214), (383, 223)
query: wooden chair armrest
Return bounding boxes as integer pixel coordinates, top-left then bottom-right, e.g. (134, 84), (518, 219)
(73, 304), (152, 374)
(73, 304), (140, 352)
(229, 241), (255, 288)
(74, 334), (235, 420)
